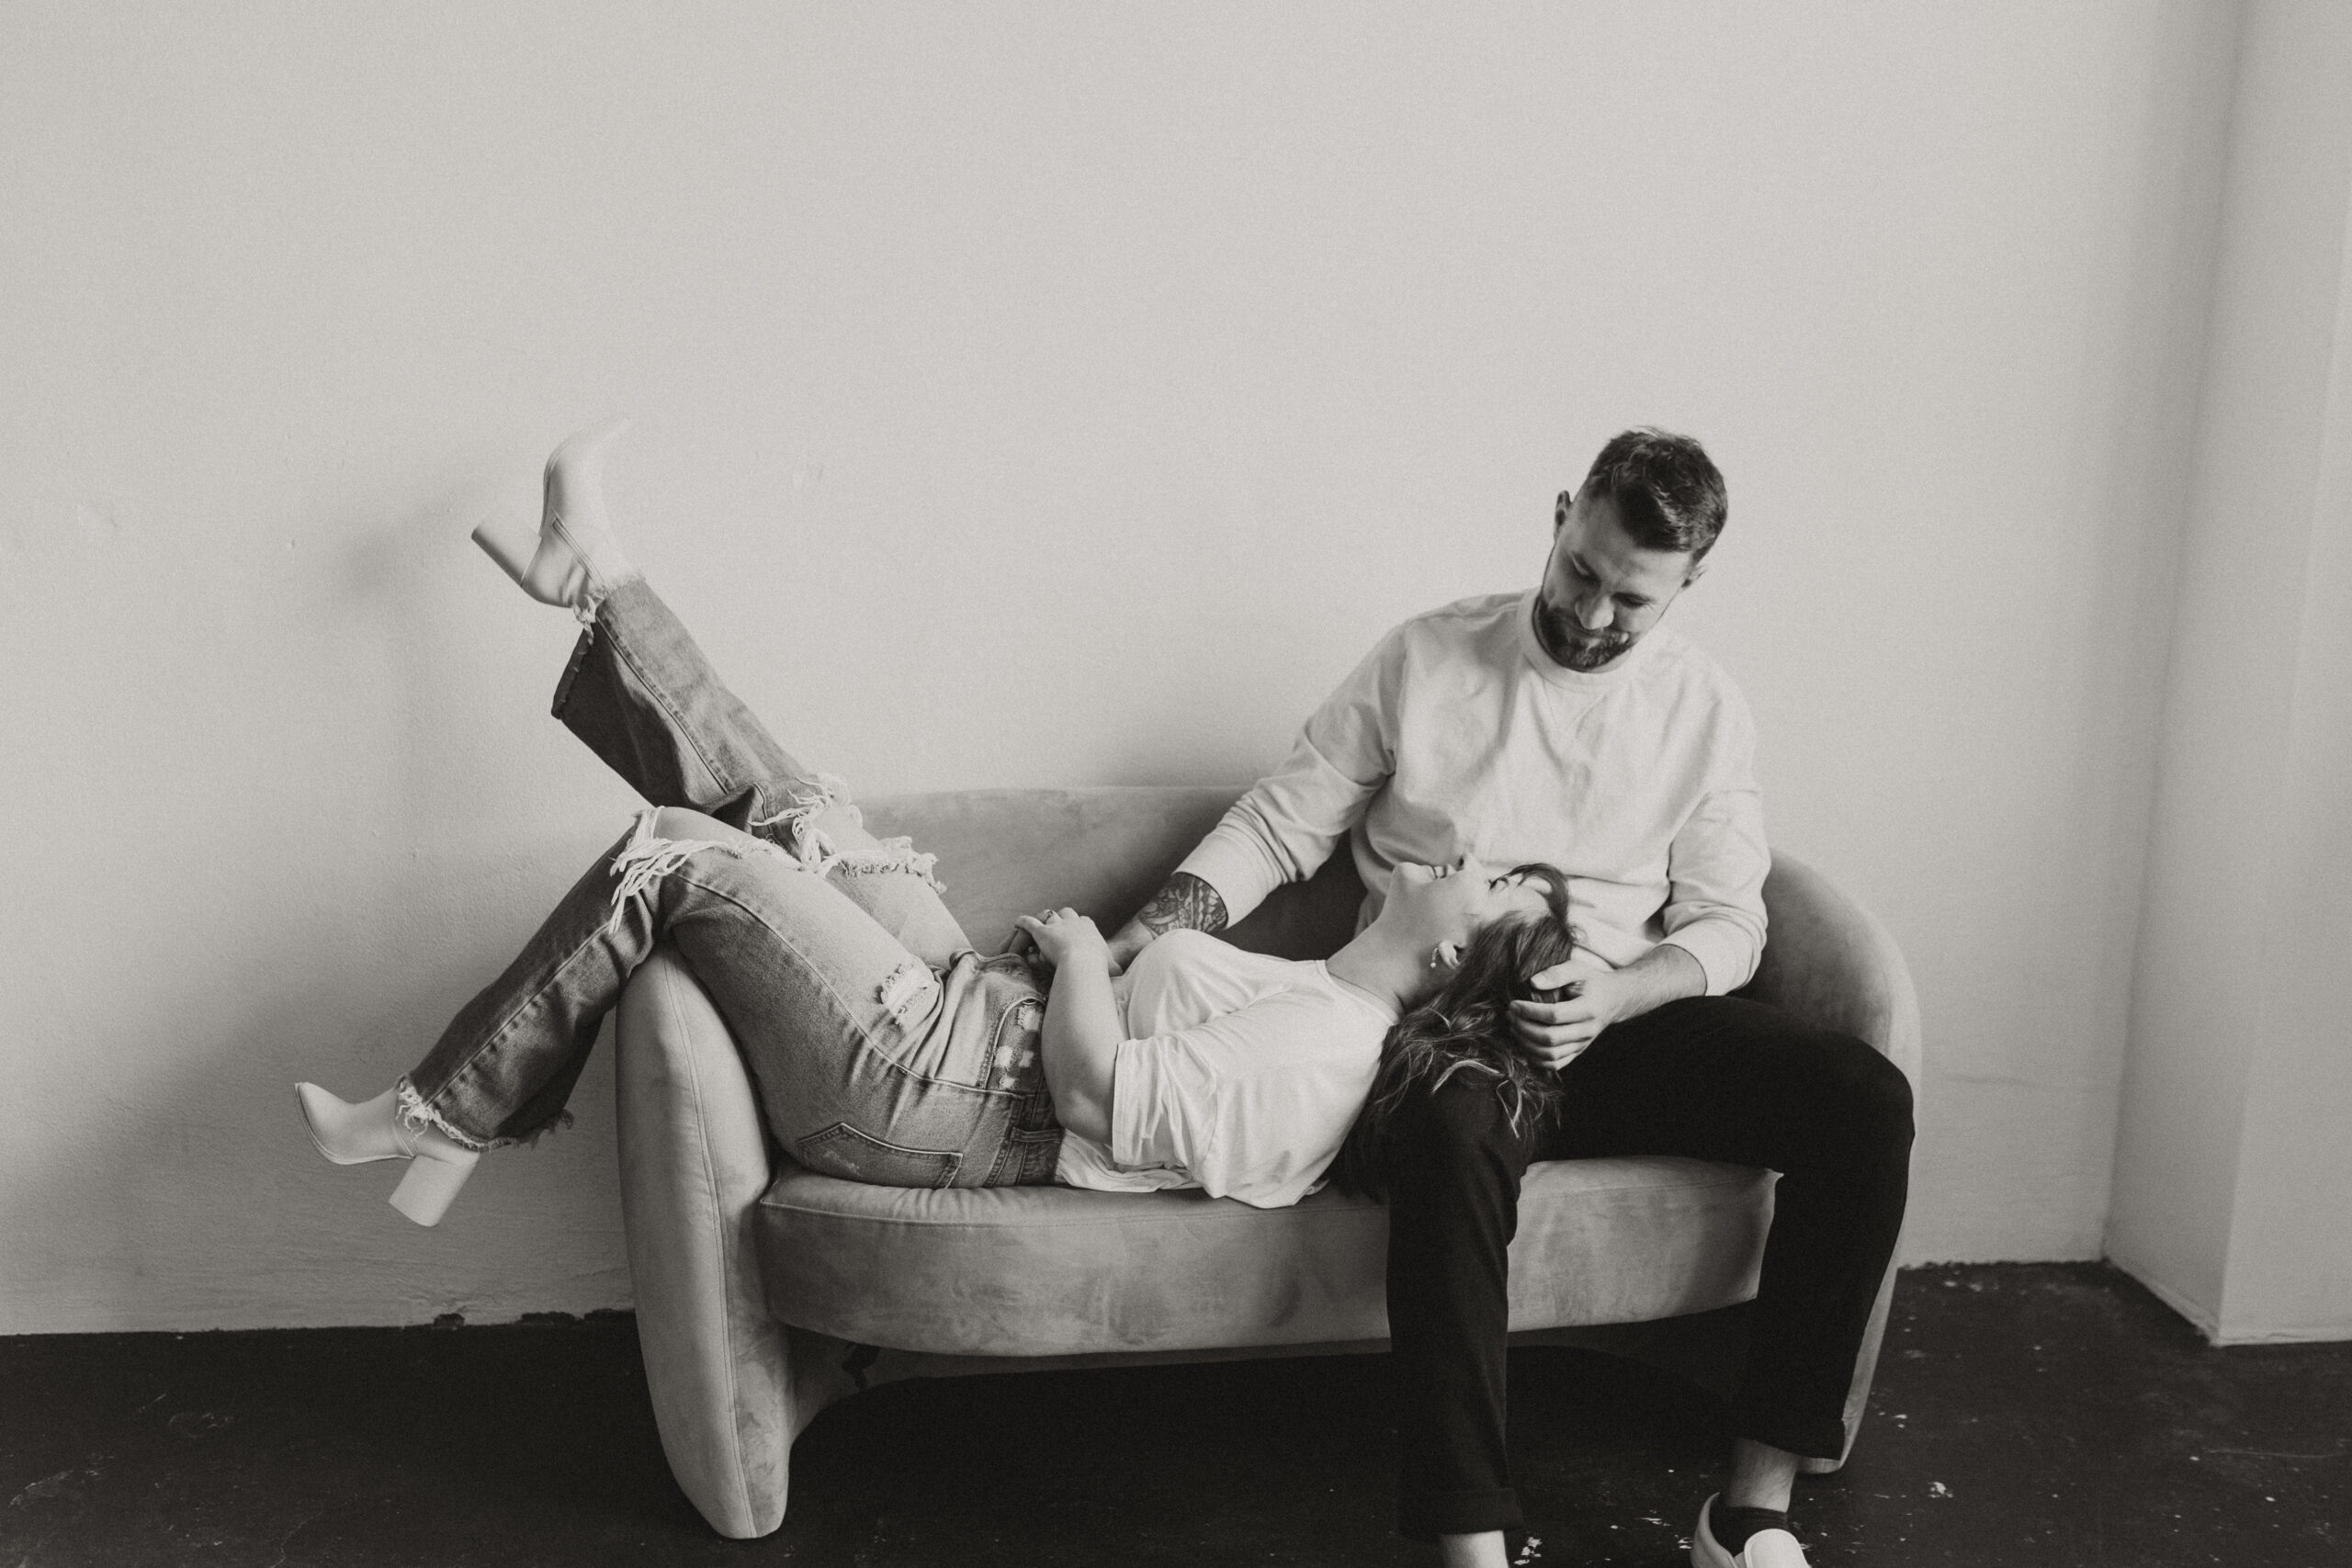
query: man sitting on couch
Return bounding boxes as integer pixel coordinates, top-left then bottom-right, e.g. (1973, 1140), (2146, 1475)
(1097, 429), (1916, 1568)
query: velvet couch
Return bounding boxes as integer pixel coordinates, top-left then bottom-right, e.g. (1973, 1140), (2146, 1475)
(608, 785), (1922, 1539)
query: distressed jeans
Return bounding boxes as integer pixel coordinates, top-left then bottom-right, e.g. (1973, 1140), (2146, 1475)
(398, 578), (1063, 1188)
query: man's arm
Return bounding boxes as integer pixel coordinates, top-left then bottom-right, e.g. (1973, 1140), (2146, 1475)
(1511, 697), (1768, 1064)
(1102, 632), (1406, 972)
(1103, 872), (1228, 972)
(1007, 627), (1403, 975)
(1639, 699), (1770, 996)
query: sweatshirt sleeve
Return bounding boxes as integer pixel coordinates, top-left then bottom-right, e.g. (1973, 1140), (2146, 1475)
(1175, 630), (1401, 926)
(1655, 698), (1770, 994)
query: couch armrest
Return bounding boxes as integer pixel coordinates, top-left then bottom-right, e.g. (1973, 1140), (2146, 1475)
(613, 945), (805, 1538)
(1741, 852), (1922, 1093)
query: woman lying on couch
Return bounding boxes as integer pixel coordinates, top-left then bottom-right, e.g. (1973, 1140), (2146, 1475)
(297, 426), (1580, 1226)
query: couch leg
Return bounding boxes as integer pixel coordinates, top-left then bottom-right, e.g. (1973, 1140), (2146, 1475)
(786, 1326), (865, 1437)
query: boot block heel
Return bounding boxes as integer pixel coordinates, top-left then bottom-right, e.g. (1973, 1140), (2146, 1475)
(389, 1149), (480, 1227)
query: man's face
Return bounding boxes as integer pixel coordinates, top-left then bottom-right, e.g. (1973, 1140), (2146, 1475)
(1532, 489), (1699, 672)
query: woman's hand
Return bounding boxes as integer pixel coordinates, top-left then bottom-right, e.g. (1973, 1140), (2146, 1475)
(1012, 908), (1110, 976)
(1019, 908), (1122, 1144)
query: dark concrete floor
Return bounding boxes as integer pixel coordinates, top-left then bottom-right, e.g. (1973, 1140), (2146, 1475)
(2, 1264), (2345, 1567)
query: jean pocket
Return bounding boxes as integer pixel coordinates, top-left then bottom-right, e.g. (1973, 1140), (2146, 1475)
(797, 1122), (963, 1189)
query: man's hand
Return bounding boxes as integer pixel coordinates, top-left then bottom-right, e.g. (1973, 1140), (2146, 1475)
(1509, 943), (1707, 1070)
(1012, 908), (1110, 976)
(1012, 915), (1151, 978)
(1102, 921), (1156, 976)
(1006, 908), (1108, 976)
(1509, 966), (1629, 1070)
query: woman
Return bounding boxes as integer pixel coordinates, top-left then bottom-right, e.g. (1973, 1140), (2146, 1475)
(297, 427), (1579, 1225)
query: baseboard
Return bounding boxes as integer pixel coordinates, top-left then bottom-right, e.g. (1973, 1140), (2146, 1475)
(2114, 1262), (2222, 1341)
(2209, 1320), (2352, 1346)
(2103, 1253), (2352, 1346)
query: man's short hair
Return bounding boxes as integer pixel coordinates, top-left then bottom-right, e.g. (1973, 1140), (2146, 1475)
(1580, 428), (1728, 562)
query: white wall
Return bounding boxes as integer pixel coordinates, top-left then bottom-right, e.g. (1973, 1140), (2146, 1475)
(2109, 0), (2352, 1345)
(0, 2), (2240, 1331)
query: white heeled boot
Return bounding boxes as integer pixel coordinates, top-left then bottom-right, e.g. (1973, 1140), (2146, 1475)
(470, 419), (636, 613)
(295, 1083), (481, 1227)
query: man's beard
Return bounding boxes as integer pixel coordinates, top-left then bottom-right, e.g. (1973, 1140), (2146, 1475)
(1556, 631), (1631, 671)
(1535, 605), (1634, 671)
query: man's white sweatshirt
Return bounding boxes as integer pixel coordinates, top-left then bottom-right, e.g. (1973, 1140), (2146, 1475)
(1177, 590), (1770, 993)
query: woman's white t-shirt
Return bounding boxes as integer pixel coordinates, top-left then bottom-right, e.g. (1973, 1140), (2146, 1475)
(1051, 930), (1395, 1209)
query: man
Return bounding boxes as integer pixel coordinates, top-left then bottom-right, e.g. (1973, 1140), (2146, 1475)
(1101, 429), (1915, 1568)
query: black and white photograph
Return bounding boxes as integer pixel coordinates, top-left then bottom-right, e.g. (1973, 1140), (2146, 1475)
(2, 4), (2347, 1565)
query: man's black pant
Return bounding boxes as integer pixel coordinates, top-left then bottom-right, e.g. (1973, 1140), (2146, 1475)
(1374, 995), (1915, 1540)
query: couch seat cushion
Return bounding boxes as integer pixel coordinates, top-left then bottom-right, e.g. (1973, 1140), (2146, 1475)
(754, 1158), (1773, 1358)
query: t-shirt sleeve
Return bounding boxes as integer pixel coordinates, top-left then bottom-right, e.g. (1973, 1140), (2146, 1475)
(1656, 695), (1770, 993)
(1110, 992), (1375, 1209)
(1176, 630), (1402, 925)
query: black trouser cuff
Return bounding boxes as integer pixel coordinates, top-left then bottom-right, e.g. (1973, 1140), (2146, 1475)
(1734, 1405), (1849, 1463)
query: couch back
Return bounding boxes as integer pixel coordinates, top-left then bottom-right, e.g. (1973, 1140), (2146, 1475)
(860, 785), (1920, 1082)
(860, 785), (1364, 961)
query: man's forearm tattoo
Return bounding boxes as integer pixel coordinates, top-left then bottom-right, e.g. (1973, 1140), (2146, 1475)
(1134, 872), (1228, 936)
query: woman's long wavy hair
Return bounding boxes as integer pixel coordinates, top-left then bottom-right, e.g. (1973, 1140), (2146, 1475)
(1331, 863), (1581, 1201)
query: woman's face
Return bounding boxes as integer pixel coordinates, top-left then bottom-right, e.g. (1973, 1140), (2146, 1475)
(1380, 862), (1553, 955)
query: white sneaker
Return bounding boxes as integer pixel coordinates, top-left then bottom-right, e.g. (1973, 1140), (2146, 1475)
(1691, 1495), (1810, 1568)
